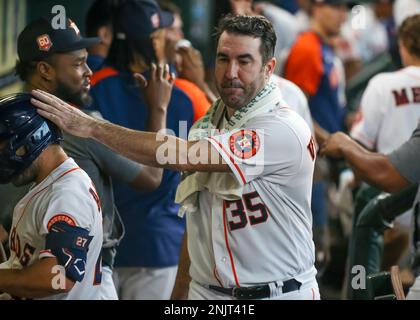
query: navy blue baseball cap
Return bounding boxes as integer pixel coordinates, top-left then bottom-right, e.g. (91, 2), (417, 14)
(114, 0), (174, 42)
(113, 0), (174, 63)
(18, 15), (100, 63)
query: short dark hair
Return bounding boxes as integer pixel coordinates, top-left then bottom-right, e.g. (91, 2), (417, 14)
(106, 39), (138, 72)
(15, 56), (54, 82)
(85, 0), (117, 37)
(214, 14), (277, 65)
(398, 14), (420, 58)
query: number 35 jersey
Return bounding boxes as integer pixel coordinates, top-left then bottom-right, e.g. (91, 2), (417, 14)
(188, 107), (317, 288)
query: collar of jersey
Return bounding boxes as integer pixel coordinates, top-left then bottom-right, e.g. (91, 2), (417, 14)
(29, 158), (79, 192)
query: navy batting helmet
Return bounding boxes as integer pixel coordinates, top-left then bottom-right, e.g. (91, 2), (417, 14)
(0, 93), (63, 184)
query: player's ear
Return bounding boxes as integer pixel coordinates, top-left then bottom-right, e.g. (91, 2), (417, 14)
(264, 57), (276, 80)
(37, 60), (56, 82)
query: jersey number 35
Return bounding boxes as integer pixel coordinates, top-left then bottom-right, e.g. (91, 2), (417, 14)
(224, 191), (269, 231)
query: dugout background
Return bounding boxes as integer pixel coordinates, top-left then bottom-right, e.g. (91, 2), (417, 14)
(0, 0), (247, 95)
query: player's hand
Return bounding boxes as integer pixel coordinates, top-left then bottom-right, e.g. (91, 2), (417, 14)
(176, 47), (206, 87)
(229, 0), (254, 15)
(31, 90), (99, 138)
(134, 63), (174, 113)
(320, 132), (351, 158)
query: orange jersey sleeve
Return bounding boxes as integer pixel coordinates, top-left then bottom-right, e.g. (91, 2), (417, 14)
(174, 78), (211, 123)
(284, 32), (324, 96)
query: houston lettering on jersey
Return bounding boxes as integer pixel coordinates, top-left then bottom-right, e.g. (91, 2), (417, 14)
(47, 214), (76, 231)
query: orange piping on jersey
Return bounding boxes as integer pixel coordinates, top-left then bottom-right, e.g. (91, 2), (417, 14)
(91, 67), (119, 86)
(11, 167), (81, 265)
(312, 287), (316, 300)
(15, 167), (81, 227)
(209, 137), (246, 185)
(222, 200), (241, 287)
(213, 265), (224, 287)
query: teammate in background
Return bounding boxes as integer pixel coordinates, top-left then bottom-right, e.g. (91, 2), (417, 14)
(285, 0), (348, 138)
(84, 0), (116, 72)
(320, 123), (420, 299)
(349, 13), (420, 270)
(275, 76), (314, 134)
(158, 0), (213, 120)
(32, 14), (319, 300)
(88, 0), (195, 300)
(284, 0), (349, 273)
(0, 94), (102, 299)
(351, 14), (420, 155)
(13, 16), (171, 299)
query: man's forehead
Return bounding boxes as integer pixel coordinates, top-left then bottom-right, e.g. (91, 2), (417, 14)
(217, 31), (261, 55)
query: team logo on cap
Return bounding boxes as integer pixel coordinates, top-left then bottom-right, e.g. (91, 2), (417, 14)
(151, 13), (160, 29)
(37, 34), (53, 51)
(69, 19), (80, 36)
(229, 130), (260, 159)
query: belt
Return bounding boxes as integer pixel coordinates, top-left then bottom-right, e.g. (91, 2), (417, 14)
(208, 278), (302, 300)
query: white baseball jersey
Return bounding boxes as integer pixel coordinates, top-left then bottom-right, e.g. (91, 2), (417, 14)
(274, 75), (314, 134)
(394, 0), (420, 27)
(187, 106), (317, 288)
(0, 158), (103, 300)
(351, 66), (420, 154)
(351, 66), (420, 230)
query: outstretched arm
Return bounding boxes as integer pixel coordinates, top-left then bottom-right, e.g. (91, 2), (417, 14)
(31, 90), (229, 173)
(320, 132), (409, 193)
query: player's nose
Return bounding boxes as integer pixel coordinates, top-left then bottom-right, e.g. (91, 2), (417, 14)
(224, 61), (239, 80)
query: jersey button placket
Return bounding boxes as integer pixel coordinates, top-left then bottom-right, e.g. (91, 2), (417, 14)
(211, 195), (231, 287)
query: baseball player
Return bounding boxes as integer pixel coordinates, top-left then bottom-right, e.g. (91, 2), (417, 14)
(351, 14), (420, 154)
(274, 75), (314, 134)
(0, 94), (102, 300)
(320, 122), (420, 299)
(350, 14), (420, 258)
(32, 14), (319, 300)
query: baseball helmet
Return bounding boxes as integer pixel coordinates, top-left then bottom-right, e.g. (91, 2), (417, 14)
(0, 93), (63, 184)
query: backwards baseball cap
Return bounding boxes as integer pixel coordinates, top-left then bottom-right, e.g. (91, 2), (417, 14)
(17, 15), (100, 63)
(114, 0), (174, 42)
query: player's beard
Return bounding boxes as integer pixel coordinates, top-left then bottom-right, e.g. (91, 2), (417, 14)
(11, 160), (40, 187)
(54, 79), (92, 107)
(216, 72), (266, 111)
